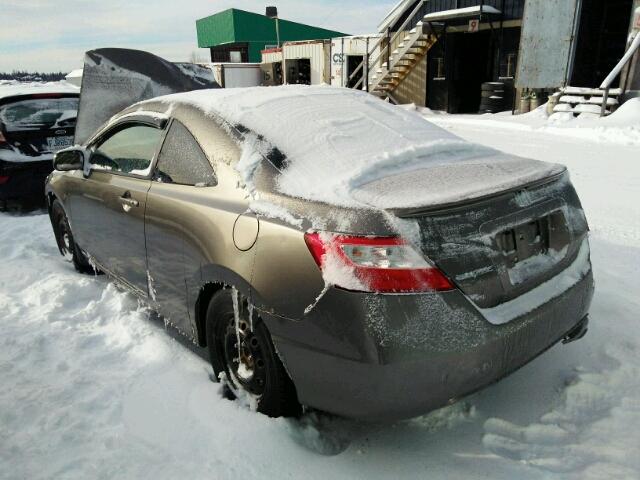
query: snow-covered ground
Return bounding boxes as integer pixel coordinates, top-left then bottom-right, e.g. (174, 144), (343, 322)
(1, 104), (639, 480)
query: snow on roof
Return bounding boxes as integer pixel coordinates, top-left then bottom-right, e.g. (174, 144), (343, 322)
(332, 34), (381, 40)
(156, 85), (562, 209)
(0, 81), (79, 102)
(65, 69), (83, 79)
(423, 5), (501, 22)
(65, 69), (84, 87)
(379, 2), (501, 31)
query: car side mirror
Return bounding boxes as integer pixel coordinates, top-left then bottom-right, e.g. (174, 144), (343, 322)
(53, 148), (84, 171)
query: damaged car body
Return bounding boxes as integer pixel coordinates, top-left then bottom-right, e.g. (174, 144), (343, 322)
(46, 49), (594, 421)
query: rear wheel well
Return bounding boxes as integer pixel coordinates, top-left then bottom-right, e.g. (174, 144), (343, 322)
(195, 282), (226, 347)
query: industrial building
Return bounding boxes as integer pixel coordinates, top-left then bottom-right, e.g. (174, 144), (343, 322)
(351, 0), (639, 114)
(330, 35), (382, 88)
(196, 8), (347, 64)
(262, 40), (332, 86)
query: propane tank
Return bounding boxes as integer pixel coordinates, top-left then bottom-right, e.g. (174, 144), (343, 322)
(519, 91), (531, 114)
(530, 91), (540, 111)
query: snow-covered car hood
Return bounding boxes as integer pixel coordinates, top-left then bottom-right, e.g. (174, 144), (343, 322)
(74, 48), (218, 145)
(158, 86), (565, 209)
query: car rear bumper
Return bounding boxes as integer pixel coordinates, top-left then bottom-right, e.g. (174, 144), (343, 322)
(263, 267), (594, 422)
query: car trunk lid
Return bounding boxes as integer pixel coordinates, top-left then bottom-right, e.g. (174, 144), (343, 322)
(350, 152), (566, 210)
(396, 171), (589, 309)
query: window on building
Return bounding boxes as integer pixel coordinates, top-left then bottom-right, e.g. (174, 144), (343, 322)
(154, 120), (216, 187)
(229, 51), (242, 63)
(499, 53), (518, 79)
(92, 124), (163, 176)
(434, 57), (446, 80)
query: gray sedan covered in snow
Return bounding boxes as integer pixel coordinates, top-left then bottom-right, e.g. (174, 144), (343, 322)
(46, 50), (593, 421)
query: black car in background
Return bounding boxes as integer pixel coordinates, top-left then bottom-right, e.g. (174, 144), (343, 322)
(0, 85), (79, 209)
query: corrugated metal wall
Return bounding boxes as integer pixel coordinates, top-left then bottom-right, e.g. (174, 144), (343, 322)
(380, 30), (429, 105)
(283, 42), (329, 84)
(393, 0), (525, 31)
(394, 54), (428, 105)
(262, 51), (282, 64)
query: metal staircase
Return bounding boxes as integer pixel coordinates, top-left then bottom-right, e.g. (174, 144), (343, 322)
(349, 0), (440, 103)
(369, 24), (438, 101)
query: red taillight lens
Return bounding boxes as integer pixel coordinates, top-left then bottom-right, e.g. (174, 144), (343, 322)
(0, 175), (9, 185)
(304, 232), (454, 293)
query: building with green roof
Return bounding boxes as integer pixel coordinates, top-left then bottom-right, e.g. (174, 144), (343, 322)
(196, 8), (348, 63)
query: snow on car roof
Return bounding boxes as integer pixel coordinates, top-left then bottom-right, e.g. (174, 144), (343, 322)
(0, 81), (79, 102)
(157, 85), (563, 208)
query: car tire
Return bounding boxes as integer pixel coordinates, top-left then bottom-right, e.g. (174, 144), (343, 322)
(51, 199), (98, 274)
(205, 289), (301, 418)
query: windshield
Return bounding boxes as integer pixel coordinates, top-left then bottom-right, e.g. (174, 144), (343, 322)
(0, 97), (79, 131)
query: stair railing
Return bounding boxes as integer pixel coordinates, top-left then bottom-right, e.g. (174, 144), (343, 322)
(599, 31), (640, 117)
(348, 0), (427, 91)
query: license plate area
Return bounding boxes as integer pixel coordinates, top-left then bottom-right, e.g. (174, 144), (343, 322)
(496, 218), (550, 269)
(46, 135), (73, 152)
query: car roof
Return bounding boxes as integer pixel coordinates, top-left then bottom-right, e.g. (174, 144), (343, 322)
(137, 86), (563, 210)
(0, 81), (80, 102)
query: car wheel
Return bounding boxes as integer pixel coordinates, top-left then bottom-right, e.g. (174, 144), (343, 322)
(205, 289), (301, 418)
(51, 199), (98, 274)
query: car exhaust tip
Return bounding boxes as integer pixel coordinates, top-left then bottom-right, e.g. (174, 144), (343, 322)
(563, 315), (589, 345)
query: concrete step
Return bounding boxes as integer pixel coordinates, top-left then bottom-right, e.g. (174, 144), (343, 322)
(559, 95), (619, 106)
(562, 86), (622, 96)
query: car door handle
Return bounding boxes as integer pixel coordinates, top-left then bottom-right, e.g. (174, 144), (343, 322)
(120, 197), (139, 207)
(119, 192), (139, 212)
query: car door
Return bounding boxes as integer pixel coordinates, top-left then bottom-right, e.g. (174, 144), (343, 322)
(145, 119), (217, 332)
(70, 122), (165, 296)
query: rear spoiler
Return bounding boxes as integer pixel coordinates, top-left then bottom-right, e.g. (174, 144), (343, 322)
(74, 48), (219, 145)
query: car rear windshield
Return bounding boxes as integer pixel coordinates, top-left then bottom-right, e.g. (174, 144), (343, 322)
(0, 97), (79, 131)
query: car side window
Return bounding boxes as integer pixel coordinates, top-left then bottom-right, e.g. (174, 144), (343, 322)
(91, 124), (163, 176)
(154, 120), (216, 186)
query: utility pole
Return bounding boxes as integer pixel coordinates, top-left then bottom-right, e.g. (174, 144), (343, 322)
(266, 7), (280, 47)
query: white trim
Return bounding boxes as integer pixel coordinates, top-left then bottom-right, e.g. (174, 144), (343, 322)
(423, 5), (501, 22)
(378, 2), (502, 32)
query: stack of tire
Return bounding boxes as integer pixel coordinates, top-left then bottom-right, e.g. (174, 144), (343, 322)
(479, 82), (506, 114)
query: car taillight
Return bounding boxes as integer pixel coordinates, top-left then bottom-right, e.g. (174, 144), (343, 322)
(304, 232), (454, 293)
(0, 175), (9, 185)
(0, 130), (6, 146)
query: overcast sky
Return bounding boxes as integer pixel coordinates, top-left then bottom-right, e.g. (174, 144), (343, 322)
(1, 0), (397, 72)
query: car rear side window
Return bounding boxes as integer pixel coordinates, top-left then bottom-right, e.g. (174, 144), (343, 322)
(154, 120), (216, 186)
(92, 124), (162, 176)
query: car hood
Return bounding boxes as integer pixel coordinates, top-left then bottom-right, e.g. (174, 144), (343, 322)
(74, 48), (218, 145)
